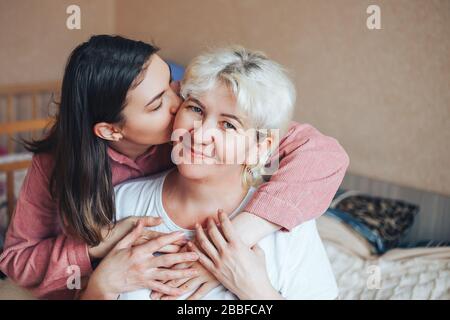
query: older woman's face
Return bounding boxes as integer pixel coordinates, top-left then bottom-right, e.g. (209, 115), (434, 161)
(171, 83), (259, 181)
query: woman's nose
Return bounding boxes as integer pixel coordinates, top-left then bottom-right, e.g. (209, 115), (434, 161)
(192, 121), (215, 145)
(169, 100), (182, 116)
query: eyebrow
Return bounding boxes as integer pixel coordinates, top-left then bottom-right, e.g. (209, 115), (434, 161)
(188, 97), (244, 127)
(145, 62), (172, 107)
(221, 113), (244, 127)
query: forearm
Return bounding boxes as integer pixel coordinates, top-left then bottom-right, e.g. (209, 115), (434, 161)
(0, 154), (93, 299)
(80, 285), (118, 300)
(0, 234), (92, 299)
(80, 275), (118, 300)
(231, 211), (281, 247)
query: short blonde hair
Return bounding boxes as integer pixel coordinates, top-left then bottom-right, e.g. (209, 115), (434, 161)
(181, 46), (296, 186)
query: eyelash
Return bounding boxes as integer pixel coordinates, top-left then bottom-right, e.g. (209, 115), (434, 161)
(148, 90), (168, 111)
(189, 105), (203, 115)
(189, 105), (237, 131)
(153, 102), (163, 110)
(223, 121), (236, 130)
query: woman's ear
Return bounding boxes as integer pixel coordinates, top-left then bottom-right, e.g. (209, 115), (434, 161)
(257, 136), (273, 160)
(244, 135), (273, 167)
(93, 122), (123, 141)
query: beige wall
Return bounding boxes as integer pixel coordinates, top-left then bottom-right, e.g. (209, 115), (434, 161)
(0, 0), (115, 85)
(1, 0), (449, 196)
(116, 0), (450, 196)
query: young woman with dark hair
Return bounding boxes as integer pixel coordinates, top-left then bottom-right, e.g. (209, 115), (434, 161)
(0, 35), (349, 300)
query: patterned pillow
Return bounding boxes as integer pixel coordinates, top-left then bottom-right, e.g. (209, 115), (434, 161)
(326, 190), (419, 254)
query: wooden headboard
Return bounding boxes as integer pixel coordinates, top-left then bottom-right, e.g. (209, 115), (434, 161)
(0, 81), (60, 220)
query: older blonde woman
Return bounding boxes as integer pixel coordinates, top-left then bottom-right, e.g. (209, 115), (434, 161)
(81, 46), (338, 300)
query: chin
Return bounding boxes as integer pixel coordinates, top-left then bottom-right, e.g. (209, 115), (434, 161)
(176, 163), (215, 181)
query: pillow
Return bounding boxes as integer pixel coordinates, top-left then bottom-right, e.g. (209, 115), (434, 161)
(167, 61), (185, 81)
(325, 189), (419, 254)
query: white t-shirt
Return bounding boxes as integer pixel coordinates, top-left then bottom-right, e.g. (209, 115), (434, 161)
(114, 170), (338, 300)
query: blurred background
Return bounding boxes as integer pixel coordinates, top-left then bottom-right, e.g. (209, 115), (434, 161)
(0, 0), (449, 300)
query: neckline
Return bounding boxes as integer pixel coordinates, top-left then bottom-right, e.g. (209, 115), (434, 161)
(157, 170), (256, 235)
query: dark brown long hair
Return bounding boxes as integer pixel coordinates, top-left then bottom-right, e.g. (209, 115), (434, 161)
(24, 35), (159, 246)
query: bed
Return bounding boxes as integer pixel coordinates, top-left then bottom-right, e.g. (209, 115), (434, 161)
(317, 216), (450, 300)
(0, 81), (59, 234)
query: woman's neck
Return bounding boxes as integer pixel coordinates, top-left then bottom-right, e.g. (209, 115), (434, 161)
(163, 169), (249, 229)
(109, 140), (152, 161)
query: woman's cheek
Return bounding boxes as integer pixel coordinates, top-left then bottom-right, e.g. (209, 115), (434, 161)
(174, 112), (201, 138)
(219, 135), (245, 164)
(124, 115), (166, 144)
(237, 137), (250, 165)
(173, 108), (191, 131)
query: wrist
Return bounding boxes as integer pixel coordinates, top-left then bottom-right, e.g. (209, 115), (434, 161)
(82, 275), (118, 300)
(231, 212), (280, 247)
(83, 286), (118, 300)
(88, 245), (103, 260)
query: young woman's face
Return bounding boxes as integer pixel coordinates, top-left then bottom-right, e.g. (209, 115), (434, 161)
(118, 55), (182, 146)
(172, 82), (260, 181)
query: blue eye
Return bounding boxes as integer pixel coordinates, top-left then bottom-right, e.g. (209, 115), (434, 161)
(190, 106), (203, 114)
(223, 121), (236, 130)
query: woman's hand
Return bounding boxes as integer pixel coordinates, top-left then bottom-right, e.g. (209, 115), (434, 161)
(150, 259), (221, 300)
(88, 216), (186, 259)
(188, 211), (283, 300)
(149, 242), (220, 300)
(81, 220), (200, 300)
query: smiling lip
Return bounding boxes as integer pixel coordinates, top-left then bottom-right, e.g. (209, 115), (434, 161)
(181, 142), (214, 159)
(190, 146), (214, 159)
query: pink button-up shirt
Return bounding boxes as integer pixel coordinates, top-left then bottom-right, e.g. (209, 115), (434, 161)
(0, 122), (349, 299)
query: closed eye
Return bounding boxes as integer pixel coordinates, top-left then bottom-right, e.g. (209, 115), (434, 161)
(152, 101), (163, 111)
